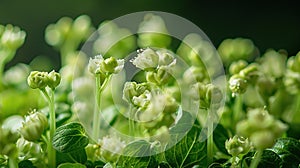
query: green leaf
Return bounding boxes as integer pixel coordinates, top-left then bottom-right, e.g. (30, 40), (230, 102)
(270, 137), (300, 168)
(165, 125), (207, 168)
(242, 150), (281, 168)
(118, 140), (158, 168)
(53, 122), (89, 153)
(57, 163), (86, 168)
(56, 148), (87, 165)
(213, 124), (230, 155)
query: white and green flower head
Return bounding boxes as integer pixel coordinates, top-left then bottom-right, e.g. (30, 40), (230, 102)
(98, 136), (126, 163)
(132, 48), (159, 70)
(19, 110), (48, 142)
(229, 74), (248, 95)
(225, 135), (251, 156)
(236, 108), (288, 150)
(0, 24), (26, 50)
(88, 55), (104, 74)
(122, 82), (150, 105)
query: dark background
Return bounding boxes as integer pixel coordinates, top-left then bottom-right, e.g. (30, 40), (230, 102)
(1, 0), (299, 69)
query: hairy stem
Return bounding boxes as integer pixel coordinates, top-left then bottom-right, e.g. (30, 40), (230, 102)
(250, 150), (263, 168)
(207, 108), (214, 165)
(8, 157), (18, 168)
(92, 75), (102, 140)
(129, 105), (135, 137)
(41, 88), (56, 168)
(233, 95), (243, 128)
(292, 92), (300, 122)
(0, 62), (4, 90)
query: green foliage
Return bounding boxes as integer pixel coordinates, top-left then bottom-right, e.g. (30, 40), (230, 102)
(118, 140), (157, 167)
(57, 163), (86, 168)
(53, 122), (89, 153)
(165, 126), (207, 168)
(1, 13), (300, 168)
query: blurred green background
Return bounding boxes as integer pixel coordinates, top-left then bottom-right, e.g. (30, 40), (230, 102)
(0, 0), (299, 69)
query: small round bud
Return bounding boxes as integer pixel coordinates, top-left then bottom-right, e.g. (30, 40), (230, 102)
(72, 15), (92, 38)
(132, 48), (159, 70)
(100, 57), (124, 74)
(229, 60), (248, 75)
(27, 71), (49, 89)
(229, 74), (248, 95)
(19, 110), (48, 142)
(47, 70), (61, 89)
(225, 135), (251, 156)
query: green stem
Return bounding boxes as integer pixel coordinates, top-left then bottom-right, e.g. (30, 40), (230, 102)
(92, 75), (102, 140)
(0, 62), (4, 90)
(233, 95), (243, 128)
(8, 157), (18, 168)
(49, 89), (56, 168)
(207, 108), (214, 165)
(129, 105), (135, 137)
(292, 92), (300, 123)
(250, 150), (263, 168)
(41, 88), (56, 168)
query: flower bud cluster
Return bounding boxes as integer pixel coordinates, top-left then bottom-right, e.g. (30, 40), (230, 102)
(0, 127), (20, 157)
(0, 24), (26, 51)
(228, 63), (259, 95)
(27, 70), (61, 90)
(186, 66), (210, 84)
(225, 135), (251, 156)
(95, 136), (126, 163)
(45, 15), (92, 48)
(236, 108), (288, 150)
(284, 51), (300, 94)
(192, 83), (223, 109)
(137, 13), (171, 48)
(123, 82), (178, 129)
(132, 48), (176, 86)
(19, 110), (48, 142)
(218, 38), (258, 66)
